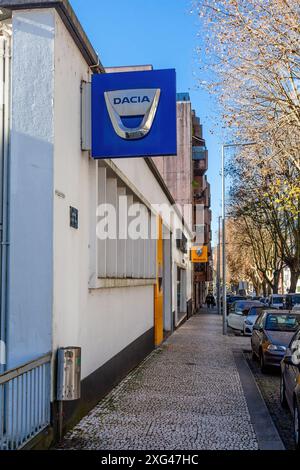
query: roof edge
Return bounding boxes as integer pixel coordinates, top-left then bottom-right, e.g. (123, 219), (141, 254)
(0, 0), (105, 73)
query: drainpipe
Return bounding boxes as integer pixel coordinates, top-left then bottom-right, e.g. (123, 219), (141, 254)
(0, 32), (11, 374)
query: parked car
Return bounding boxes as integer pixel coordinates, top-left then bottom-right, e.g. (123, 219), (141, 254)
(259, 297), (269, 306)
(252, 310), (300, 373)
(243, 305), (268, 336)
(286, 294), (300, 311)
(293, 305), (300, 312)
(227, 301), (264, 333)
(226, 295), (247, 315)
(280, 330), (300, 449)
(268, 294), (285, 310)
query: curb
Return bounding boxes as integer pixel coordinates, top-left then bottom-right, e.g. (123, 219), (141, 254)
(233, 349), (285, 451)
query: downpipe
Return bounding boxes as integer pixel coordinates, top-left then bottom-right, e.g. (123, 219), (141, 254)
(0, 32), (11, 375)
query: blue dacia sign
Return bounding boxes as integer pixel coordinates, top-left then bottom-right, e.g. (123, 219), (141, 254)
(92, 69), (177, 159)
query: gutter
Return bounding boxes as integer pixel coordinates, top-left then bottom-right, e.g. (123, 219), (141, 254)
(0, 0), (104, 73)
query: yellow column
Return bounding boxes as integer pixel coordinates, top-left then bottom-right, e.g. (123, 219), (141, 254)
(154, 216), (164, 346)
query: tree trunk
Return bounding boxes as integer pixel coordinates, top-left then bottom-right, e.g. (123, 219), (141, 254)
(273, 271), (280, 295)
(262, 282), (267, 297)
(290, 271), (300, 293)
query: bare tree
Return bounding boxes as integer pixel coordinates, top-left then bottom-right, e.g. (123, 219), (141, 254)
(194, 0), (300, 291)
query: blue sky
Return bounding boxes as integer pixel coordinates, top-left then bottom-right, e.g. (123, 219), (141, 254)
(70, 0), (222, 244)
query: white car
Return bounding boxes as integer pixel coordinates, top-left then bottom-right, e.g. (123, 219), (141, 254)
(243, 305), (266, 335)
(227, 301), (264, 334)
(293, 304), (300, 312)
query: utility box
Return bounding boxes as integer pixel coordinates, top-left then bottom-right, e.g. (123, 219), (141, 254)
(57, 347), (81, 401)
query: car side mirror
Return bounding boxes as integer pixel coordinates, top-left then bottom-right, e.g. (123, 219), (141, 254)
(283, 355), (294, 366)
(253, 325), (262, 332)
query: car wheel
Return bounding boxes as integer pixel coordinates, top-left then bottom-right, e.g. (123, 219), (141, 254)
(294, 401), (300, 450)
(280, 376), (288, 409)
(260, 351), (267, 373)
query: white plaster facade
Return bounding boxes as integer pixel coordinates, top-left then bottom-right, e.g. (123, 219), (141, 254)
(6, 7), (193, 385)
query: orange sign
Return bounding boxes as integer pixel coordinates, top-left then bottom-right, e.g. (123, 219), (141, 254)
(191, 246), (208, 263)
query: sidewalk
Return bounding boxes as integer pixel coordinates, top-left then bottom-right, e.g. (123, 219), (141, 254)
(58, 313), (265, 450)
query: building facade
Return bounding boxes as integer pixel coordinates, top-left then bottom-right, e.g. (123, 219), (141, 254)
(0, 0), (193, 449)
(155, 93), (213, 313)
(192, 110), (213, 307)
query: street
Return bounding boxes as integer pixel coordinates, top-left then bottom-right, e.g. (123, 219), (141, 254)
(58, 311), (285, 451)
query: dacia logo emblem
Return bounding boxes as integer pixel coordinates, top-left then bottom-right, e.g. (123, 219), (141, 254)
(104, 89), (161, 140)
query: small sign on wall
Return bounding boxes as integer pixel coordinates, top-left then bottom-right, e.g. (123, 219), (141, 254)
(70, 207), (79, 230)
(91, 69), (177, 159)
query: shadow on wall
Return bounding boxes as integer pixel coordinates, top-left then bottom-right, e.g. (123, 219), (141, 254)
(7, 130), (54, 369)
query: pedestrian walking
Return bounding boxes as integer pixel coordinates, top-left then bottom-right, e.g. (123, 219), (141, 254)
(205, 293), (213, 310)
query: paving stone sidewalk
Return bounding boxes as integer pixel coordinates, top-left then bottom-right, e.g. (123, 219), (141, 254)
(59, 314), (258, 450)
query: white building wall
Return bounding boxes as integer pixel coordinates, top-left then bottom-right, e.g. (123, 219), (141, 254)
(7, 10), (55, 369)
(52, 12), (155, 380)
(7, 7), (193, 382)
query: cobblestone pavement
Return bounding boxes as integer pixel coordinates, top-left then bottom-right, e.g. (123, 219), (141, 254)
(245, 352), (295, 450)
(59, 314), (258, 450)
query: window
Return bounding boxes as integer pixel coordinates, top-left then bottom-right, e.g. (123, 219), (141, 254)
(272, 297), (284, 304)
(256, 313), (266, 329)
(249, 307), (264, 317)
(265, 314), (300, 332)
(96, 164), (157, 280)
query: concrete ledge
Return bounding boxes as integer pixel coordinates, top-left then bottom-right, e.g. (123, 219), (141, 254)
(175, 313), (187, 329)
(21, 426), (54, 450)
(234, 350), (285, 450)
(0, 0), (104, 72)
(90, 278), (156, 290)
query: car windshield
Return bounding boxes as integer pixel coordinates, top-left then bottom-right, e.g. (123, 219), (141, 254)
(265, 314), (300, 332)
(234, 301), (248, 312)
(248, 307), (264, 316)
(229, 297), (245, 303)
(234, 301), (261, 313)
(290, 295), (300, 306)
(272, 297), (283, 304)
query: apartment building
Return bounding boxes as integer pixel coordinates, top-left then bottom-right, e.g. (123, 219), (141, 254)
(155, 93), (213, 313)
(192, 111), (213, 306)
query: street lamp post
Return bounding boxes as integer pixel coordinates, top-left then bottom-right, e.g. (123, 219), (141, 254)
(221, 142), (256, 335)
(222, 146), (227, 334)
(217, 216), (221, 315)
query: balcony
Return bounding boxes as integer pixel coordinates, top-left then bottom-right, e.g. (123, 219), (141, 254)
(194, 272), (207, 283)
(204, 208), (212, 226)
(193, 147), (208, 176)
(177, 92), (190, 102)
(194, 262), (212, 283)
(193, 146), (208, 161)
(194, 183), (211, 208)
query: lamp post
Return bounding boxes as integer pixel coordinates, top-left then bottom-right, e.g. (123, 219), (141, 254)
(222, 142), (256, 335)
(217, 216), (221, 315)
